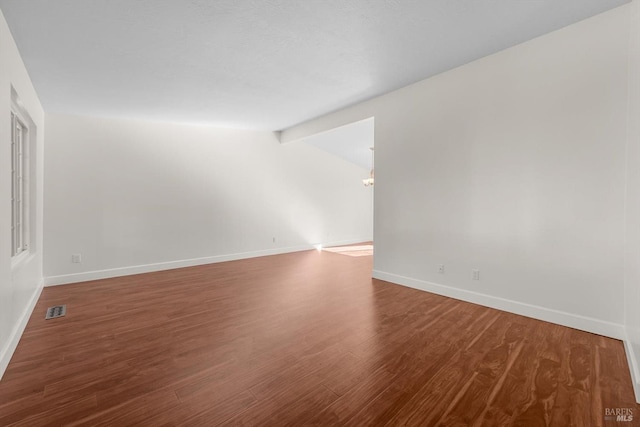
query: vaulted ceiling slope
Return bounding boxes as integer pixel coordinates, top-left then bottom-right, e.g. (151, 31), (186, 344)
(0, 0), (629, 130)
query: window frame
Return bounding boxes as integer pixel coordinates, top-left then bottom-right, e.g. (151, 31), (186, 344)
(11, 108), (29, 260)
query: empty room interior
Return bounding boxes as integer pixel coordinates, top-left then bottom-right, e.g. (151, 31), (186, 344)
(1, 0), (640, 425)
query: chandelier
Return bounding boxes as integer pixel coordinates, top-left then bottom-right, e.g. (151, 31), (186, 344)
(362, 147), (374, 186)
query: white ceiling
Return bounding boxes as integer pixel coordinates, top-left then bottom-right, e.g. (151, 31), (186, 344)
(0, 0), (629, 131)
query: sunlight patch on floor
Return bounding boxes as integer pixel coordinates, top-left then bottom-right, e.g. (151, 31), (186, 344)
(322, 244), (373, 257)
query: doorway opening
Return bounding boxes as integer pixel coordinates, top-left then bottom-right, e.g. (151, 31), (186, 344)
(297, 117), (375, 257)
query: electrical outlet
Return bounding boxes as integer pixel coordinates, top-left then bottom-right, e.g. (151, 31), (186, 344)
(437, 264), (445, 274)
(472, 269), (480, 280)
(71, 253), (82, 263)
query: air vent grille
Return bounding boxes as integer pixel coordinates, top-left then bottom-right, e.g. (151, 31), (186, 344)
(45, 305), (66, 320)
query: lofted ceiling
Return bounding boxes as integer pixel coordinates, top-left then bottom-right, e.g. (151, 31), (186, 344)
(0, 0), (629, 131)
(301, 117), (374, 170)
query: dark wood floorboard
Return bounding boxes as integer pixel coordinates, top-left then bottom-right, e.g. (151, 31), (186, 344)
(0, 249), (638, 426)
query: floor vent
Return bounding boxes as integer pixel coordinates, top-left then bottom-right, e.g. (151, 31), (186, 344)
(45, 305), (66, 320)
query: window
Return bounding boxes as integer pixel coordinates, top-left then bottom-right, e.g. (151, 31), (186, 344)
(11, 110), (28, 257)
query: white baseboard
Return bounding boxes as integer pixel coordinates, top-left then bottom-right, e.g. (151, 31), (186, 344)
(372, 270), (626, 340)
(0, 279), (44, 380)
(623, 338), (640, 404)
(44, 238), (370, 287)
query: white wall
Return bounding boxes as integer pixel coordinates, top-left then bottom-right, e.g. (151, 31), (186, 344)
(0, 10), (45, 378)
(624, 0), (640, 403)
(282, 5), (631, 339)
(44, 113), (373, 283)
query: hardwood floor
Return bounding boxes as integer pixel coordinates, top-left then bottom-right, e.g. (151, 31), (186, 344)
(0, 249), (638, 426)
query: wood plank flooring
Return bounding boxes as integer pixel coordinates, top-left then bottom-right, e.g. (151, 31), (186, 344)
(0, 249), (638, 426)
